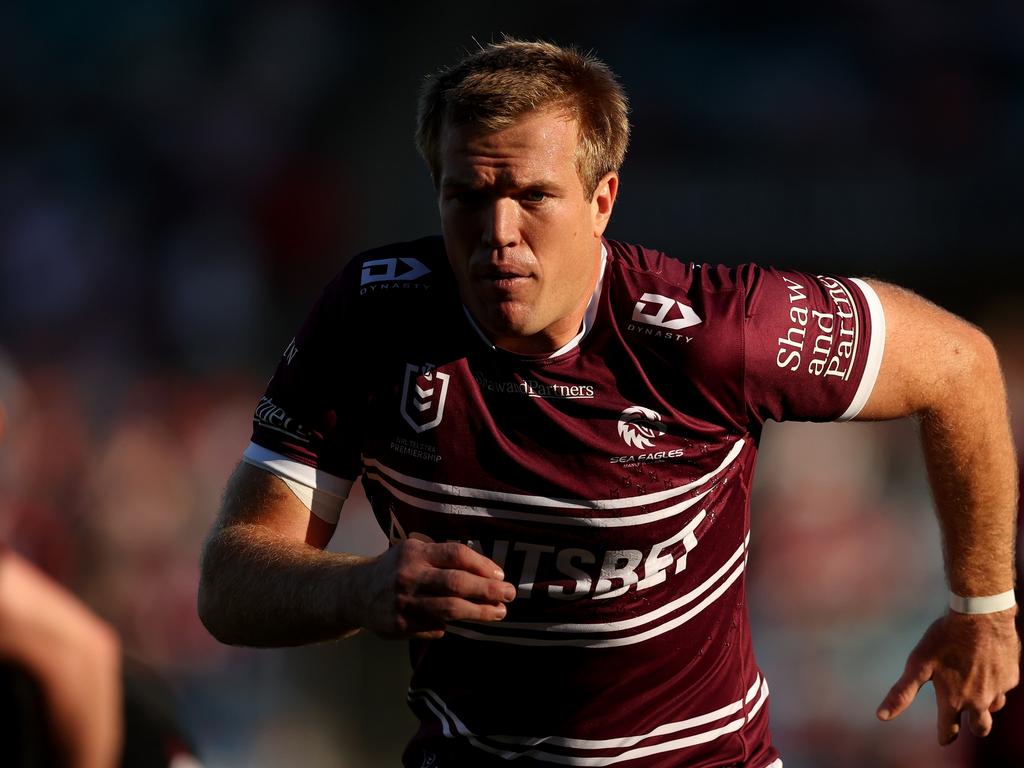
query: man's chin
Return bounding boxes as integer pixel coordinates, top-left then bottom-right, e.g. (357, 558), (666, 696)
(472, 306), (548, 351)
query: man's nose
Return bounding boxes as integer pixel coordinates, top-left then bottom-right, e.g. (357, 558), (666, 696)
(481, 198), (520, 249)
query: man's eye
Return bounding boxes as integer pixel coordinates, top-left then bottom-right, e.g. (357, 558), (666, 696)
(523, 190), (547, 203)
(449, 191), (483, 206)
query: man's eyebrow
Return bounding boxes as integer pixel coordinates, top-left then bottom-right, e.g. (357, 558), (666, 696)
(439, 177), (474, 189)
(441, 173), (560, 191)
(500, 169), (561, 189)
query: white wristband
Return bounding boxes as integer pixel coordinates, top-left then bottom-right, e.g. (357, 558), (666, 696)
(948, 589), (1016, 615)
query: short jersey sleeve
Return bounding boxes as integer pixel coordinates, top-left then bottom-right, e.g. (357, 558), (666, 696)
(245, 264), (364, 492)
(741, 267), (885, 425)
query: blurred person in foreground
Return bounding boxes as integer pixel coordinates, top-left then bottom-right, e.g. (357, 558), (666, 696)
(0, 356), (121, 767)
(0, 359), (201, 768)
(0, 547), (122, 768)
(198, 39), (1019, 768)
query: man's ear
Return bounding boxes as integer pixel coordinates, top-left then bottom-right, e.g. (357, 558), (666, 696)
(591, 172), (619, 237)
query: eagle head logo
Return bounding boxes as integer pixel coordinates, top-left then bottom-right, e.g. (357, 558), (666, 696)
(617, 406), (665, 450)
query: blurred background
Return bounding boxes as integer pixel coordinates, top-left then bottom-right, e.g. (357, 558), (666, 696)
(0, 1), (1021, 766)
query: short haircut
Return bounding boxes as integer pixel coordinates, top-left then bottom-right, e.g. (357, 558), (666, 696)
(416, 38), (630, 196)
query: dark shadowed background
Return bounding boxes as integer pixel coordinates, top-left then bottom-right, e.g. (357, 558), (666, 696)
(1, 2), (1021, 766)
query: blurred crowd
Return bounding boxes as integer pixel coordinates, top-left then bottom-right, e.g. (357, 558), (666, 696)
(0, 2), (1021, 766)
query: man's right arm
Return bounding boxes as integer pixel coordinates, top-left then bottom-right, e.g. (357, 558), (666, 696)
(198, 462), (515, 647)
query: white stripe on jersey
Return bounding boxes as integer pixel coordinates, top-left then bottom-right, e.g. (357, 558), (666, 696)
(408, 674), (769, 765)
(362, 437), (745, 514)
(364, 468), (717, 528)
(487, 675), (763, 749)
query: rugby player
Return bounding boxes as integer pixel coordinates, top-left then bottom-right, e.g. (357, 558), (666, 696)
(198, 39), (1019, 767)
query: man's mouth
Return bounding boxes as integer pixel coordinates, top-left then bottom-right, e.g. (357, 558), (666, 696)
(477, 269), (531, 291)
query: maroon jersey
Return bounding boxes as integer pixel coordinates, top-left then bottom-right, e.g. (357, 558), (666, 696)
(244, 236), (884, 768)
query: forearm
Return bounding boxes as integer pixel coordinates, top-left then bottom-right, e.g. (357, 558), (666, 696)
(198, 523), (376, 646)
(918, 330), (1017, 597)
(199, 462), (513, 645)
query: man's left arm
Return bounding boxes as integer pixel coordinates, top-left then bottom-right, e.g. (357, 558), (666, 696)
(854, 280), (1020, 744)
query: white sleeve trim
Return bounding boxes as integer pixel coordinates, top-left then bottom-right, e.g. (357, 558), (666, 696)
(242, 442), (354, 524)
(838, 278), (886, 421)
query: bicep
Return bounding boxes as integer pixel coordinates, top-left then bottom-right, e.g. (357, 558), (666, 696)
(215, 462), (338, 549)
(854, 279), (996, 421)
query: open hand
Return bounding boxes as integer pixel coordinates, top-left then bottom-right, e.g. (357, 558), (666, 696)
(877, 605), (1020, 744)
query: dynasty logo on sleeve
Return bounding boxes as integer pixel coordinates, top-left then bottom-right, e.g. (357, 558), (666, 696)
(628, 292), (702, 343)
(359, 257), (431, 294)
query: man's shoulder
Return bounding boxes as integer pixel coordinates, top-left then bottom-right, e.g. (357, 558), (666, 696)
(343, 235), (448, 288)
(604, 238), (757, 301)
(319, 235), (453, 308)
(351, 235), (448, 264)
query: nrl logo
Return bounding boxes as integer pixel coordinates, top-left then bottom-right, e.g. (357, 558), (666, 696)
(617, 405), (665, 450)
(401, 363), (450, 434)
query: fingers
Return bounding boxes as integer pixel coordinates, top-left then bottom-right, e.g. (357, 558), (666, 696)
(409, 595), (509, 625)
(428, 541), (506, 580)
(411, 629), (446, 640)
(877, 666), (1006, 744)
(399, 542), (515, 603)
(877, 611), (1020, 743)
(395, 595), (508, 637)
(934, 688), (1003, 744)
(376, 540), (517, 637)
(990, 692), (1007, 713)
(877, 662), (931, 721)
(420, 566), (517, 604)
(966, 705), (994, 738)
(958, 693), (1006, 739)
(936, 698), (961, 745)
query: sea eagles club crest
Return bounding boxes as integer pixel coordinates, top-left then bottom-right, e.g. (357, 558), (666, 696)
(401, 364), (451, 433)
(618, 405), (665, 449)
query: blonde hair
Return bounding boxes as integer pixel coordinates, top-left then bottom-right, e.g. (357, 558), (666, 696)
(416, 38), (630, 196)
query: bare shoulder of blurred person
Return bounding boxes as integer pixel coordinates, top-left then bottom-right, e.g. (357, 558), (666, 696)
(0, 547), (123, 768)
(0, 355), (203, 768)
(0, 354), (119, 767)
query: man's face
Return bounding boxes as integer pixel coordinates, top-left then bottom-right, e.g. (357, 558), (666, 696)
(438, 109), (617, 354)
